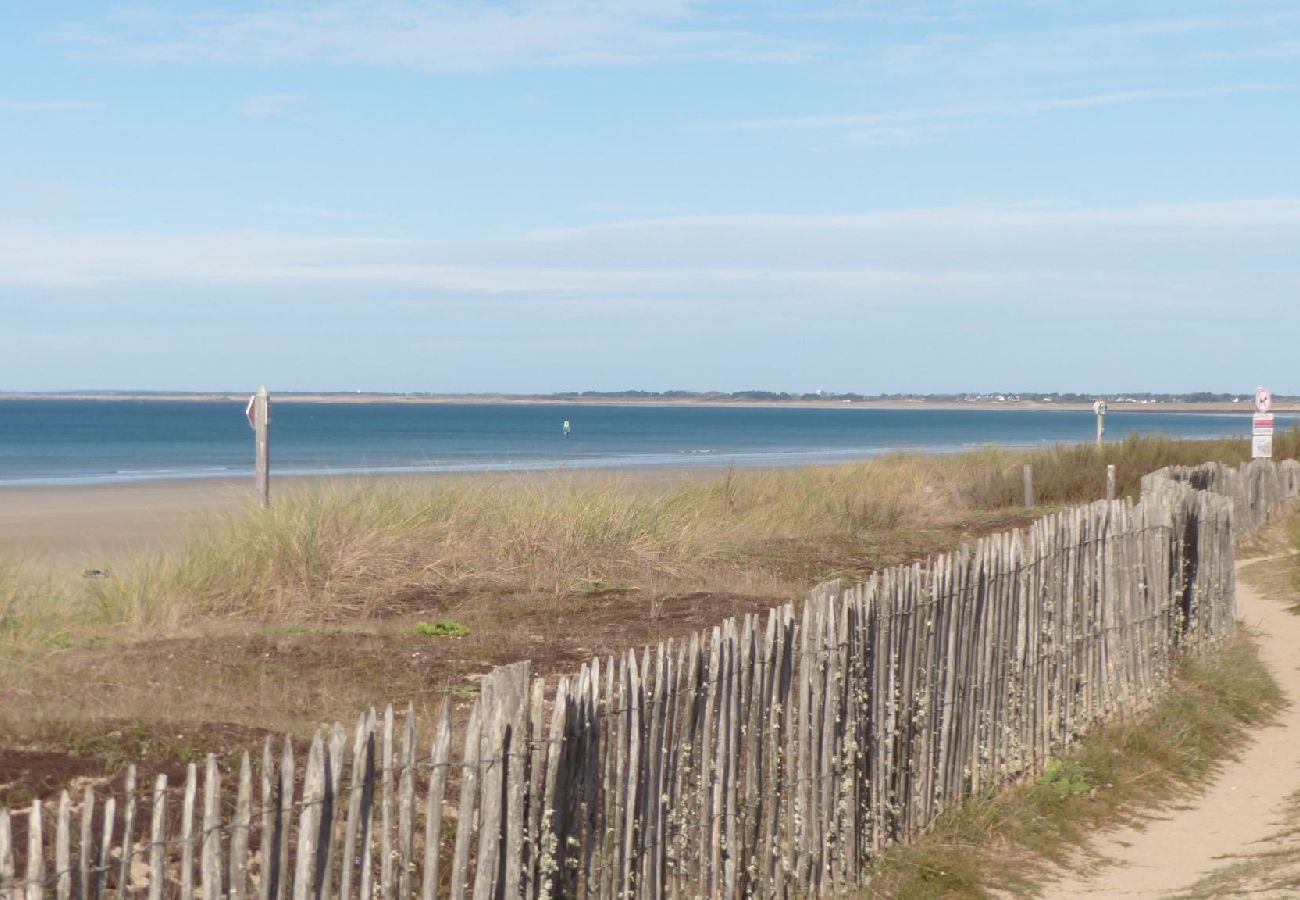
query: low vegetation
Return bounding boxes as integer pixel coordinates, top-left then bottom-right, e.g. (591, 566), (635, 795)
(414, 619), (469, 638)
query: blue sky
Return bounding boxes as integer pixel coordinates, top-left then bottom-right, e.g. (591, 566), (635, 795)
(2, 1), (1298, 393)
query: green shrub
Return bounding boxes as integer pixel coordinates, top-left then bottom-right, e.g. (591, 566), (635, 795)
(414, 619), (469, 638)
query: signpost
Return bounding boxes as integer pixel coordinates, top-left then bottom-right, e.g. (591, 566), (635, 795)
(247, 386), (271, 506)
(1093, 399), (1107, 446)
(1253, 386), (1274, 460)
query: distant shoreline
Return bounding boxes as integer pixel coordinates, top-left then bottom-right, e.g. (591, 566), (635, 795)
(2, 392), (1294, 414)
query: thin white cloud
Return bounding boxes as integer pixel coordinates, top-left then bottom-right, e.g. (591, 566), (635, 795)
(730, 83), (1292, 133)
(526, 199), (1300, 240)
(845, 124), (946, 146)
(255, 204), (380, 222)
(1055, 10), (1300, 45)
(0, 227), (990, 293)
(0, 99), (104, 112)
(237, 93), (307, 119)
(871, 8), (1300, 72)
(2, 199), (1297, 309)
(61, 1), (814, 72)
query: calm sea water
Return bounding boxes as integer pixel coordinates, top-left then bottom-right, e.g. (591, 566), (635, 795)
(0, 400), (1282, 487)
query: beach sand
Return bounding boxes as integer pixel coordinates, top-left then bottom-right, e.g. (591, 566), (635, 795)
(0, 479), (253, 568)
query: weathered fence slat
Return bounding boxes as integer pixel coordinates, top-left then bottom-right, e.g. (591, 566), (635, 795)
(421, 701), (452, 900)
(356, 712), (378, 900)
(448, 701), (482, 900)
(147, 777), (165, 900)
(502, 670), (531, 900)
(292, 736), (322, 900)
(340, 715), (368, 900)
(379, 706), (395, 900)
(55, 791), (71, 900)
(278, 738), (295, 900)
(78, 787), (94, 900)
(231, 754), (252, 900)
(26, 800), (42, 900)
(522, 679), (546, 900)
(0, 810), (12, 900)
(202, 756), (222, 900)
(397, 708), (416, 900)
(258, 746), (273, 900)
(117, 766), (136, 900)
(96, 797), (114, 900)
(323, 725), (347, 900)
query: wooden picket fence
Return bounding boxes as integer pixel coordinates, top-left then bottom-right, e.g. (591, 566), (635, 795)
(3, 459), (1297, 899)
(1142, 457), (1300, 538)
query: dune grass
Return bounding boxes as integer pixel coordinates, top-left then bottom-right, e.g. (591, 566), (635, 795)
(3, 429), (1297, 657)
(0, 561), (72, 653)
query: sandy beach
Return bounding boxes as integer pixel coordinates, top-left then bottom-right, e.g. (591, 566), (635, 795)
(0, 478), (253, 567)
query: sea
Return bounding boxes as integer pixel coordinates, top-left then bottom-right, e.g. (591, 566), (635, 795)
(0, 399), (1284, 487)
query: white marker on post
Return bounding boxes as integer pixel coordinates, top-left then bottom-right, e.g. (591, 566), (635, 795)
(248, 386), (271, 506)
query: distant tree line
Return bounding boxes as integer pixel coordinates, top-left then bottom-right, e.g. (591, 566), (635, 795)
(19, 389), (1296, 403)
(535, 390), (1294, 403)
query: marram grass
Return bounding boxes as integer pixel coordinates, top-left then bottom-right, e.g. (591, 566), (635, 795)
(3, 429), (1297, 652)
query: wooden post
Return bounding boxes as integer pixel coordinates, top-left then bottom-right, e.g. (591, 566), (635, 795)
(1106, 464), (1117, 501)
(149, 777), (167, 900)
(57, 791), (72, 900)
(1022, 464), (1034, 508)
(1094, 399), (1107, 446)
(253, 386), (271, 508)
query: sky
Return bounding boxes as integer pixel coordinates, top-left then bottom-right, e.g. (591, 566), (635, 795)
(2, 1), (1298, 394)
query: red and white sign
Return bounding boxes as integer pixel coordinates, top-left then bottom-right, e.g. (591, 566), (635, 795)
(1251, 387), (1274, 458)
(246, 395), (258, 429)
(1253, 409), (1275, 459)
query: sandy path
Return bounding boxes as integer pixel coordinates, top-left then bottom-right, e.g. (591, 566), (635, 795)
(1043, 557), (1300, 897)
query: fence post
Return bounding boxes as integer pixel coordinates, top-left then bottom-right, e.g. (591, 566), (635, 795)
(252, 386), (271, 508)
(1106, 464), (1116, 501)
(1023, 464), (1035, 508)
